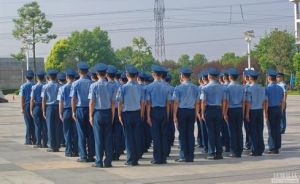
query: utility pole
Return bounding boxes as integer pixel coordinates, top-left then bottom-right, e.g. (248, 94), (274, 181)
(290, 0), (300, 47)
(154, 0), (166, 62)
(244, 30), (254, 70)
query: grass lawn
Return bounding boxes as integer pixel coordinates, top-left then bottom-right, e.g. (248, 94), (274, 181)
(288, 90), (300, 95)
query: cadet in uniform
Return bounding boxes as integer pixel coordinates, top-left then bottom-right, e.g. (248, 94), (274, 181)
(173, 67), (199, 162)
(70, 62), (95, 162)
(245, 70), (267, 156)
(58, 72), (67, 147)
(89, 63), (115, 168)
(118, 65), (145, 166)
(201, 67), (226, 160)
(41, 69), (60, 152)
(200, 71), (209, 153)
(57, 69), (78, 157)
(221, 71), (230, 152)
(196, 72), (204, 148)
(20, 70), (36, 145)
(223, 68), (245, 157)
(243, 70), (252, 150)
(30, 71), (47, 148)
(276, 72), (287, 134)
(146, 65), (171, 164)
(265, 69), (284, 154)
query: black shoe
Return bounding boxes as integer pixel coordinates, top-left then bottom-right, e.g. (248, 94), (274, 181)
(47, 148), (59, 152)
(60, 144), (66, 148)
(225, 148), (230, 153)
(42, 145), (48, 148)
(151, 160), (161, 164)
(249, 152), (261, 156)
(162, 160), (167, 164)
(71, 153), (79, 157)
(175, 158), (186, 162)
(33, 145), (42, 148)
(87, 158), (95, 162)
(266, 150), (279, 154)
(229, 154), (240, 158)
(206, 155), (215, 160)
(125, 162), (138, 166)
(215, 155), (223, 160)
(186, 159), (194, 162)
(104, 164), (112, 168)
(244, 147), (251, 151)
(92, 163), (103, 168)
(77, 158), (87, 163)
(65, 154), (72, 157)
(24, 142), (32, 145)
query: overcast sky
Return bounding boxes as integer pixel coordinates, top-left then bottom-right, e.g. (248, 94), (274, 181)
(0, 0), (294, 61)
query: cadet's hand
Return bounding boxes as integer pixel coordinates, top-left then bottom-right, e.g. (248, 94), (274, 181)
(197, 113), (201, 121)
(201, 113), (205, 121)
(118, 115), (123, 126)
(89, 116), (93, 126)
(147, 117), (152, 127)
(264, 112), (268, 121)
(173, 117), (179, 130)
(59, 114), (63, 122)
(245, 113), (250, 122)
(224, 114), (228, 123)
(141, 113), (145, 121)
(43, 112), (46, 119)
(72, 112), (77, 121)
(30, 111), (34, 118)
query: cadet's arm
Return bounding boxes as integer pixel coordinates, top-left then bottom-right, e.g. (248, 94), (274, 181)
(42, 97), (46, 119)
(201, 100), (206, 121)
(118, 101), (123, 125)
(146, 101), (152, 126)
(89, 98), (95, 126)
(59, 100), (64, 121)
(282, 92), (287, 111)
(71, 97), (77, 120)
(245, 101), (251, 122)
(242, 100), (245, 118)
(111, 100), (115, 124)
(223, 99), (228, 122)
(173, 101), (179, 124)
(166, 100), (170, 120)
(140, 101), (145, 121)
(21, 96), (25, 114)
(30, 97), (34, 117)
(264, 100), (268, 120)
(195, 100), (199, 121)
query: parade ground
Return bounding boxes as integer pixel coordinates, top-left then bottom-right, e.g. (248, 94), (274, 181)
(0, 95), (299, 184)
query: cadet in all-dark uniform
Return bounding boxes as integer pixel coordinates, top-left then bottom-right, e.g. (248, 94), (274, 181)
(245, 70), (267, 156)
(118, 65), (145, 166)
(89, 63), (115, 168)
(201, 67), (226, 160)
(70, 62), (95, 162)
(20, 70), (36, 145)
(41, 69), (60, 152)
(265, 69), (284, 154)
(57, 69), (78, 157)
(173, 67), (199, 162)
(30, 71), (47, 148)
(146, 65), (171, 164)
(276, 72), (288, 134)
(223, 68), (245, 158)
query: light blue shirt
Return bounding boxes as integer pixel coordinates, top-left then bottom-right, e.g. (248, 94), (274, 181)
(41, 81), (60, 105)
(201, 80), (225, 106)
(70, 76), (91, 108)
(173, 81), (199, 109)
(163, 81), (174, 101)
(89, 79), (114, 110)
(277, 81), (287, 93)
(245, 83), (266, 110)
(57, 82), (72, 109)
(146, 80), (171, 107)
(225, 81), (245, 108)
(30, 82), (44, 104)
(119, 80), (144, 112)
(19, 81), (34, 105)
(266, 82), (284, 107)
(107, 80), (119, 106)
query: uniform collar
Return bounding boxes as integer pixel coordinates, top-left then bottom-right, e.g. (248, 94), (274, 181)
(208, 80), (218, 85)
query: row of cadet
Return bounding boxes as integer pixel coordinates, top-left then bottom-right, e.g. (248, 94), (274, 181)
(19, 62), (287, 167)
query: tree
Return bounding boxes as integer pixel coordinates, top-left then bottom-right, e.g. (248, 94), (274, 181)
(161, 59), (179, 70)
(45, 39), (70, 71)
(12, 1), (56, 73)
(293, 52), (300, 88)
(178, 54), (190, 67)
(191, 53), (208, 67)
(252, 29), (296, 72)
(220, 52), (241, 66)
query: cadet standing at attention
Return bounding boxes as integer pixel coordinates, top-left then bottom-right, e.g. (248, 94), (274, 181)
(276, 72), (288, 134)
(201, 67), (226, 160)
(146, 65), (171, 164)
(57, 69), (78, 157)
(173, 67), (199, 162)
(70, 62), (95, 162)
(265, 69), (284, 154)
(58, 72), (67, 147)
(243, 70), (252, 150)
(196, 72), (204, 149)
(118, 65), (145, 166)
(221, 71), (230, 152)
(200, 71), (209, 154)
(223, 68), (245, 158)
(20, 70), (36, 145)
(41, 69), (60, 152)
(30, 71), (47, 148)
(245, 70), (267, 156)
(89, 63), (115, 168)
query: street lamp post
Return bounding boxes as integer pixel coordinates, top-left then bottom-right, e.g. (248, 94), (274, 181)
(244, 30), (255, 70)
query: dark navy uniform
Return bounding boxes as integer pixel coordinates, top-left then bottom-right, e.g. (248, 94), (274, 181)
(266, 69), (284, 154)
(20, 70), (36, 145)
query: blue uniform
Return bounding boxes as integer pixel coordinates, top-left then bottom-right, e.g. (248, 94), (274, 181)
(277, 81), (287, 133)
(199, 84), (208, 153)
(119, 80), (144, 165)
(173, 81), (199, 161)
(20, 81), (36, 144)
(31, 82), (47, 147)
(70, 76), (95, 160)
(245, 83), (266, 156)
(89, 79), (115, 167)
(146, 80), (171, 164)
(41, 81), (60, 150)
(58, 84), (66, 146)
(266, 82), (284, 152)
(57, 82), (78, 156)
(225, 81), (245, 157)
(221, 82), (230, 152)
(201, 80), (226, 157)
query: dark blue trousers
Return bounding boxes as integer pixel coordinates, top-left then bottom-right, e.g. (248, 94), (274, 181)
(75, 107), (95, 160)
(151, 107), (168, 163)
(196, 119), (203, 147)
(205, 106), (223, 156)
(228, 108), (243, 156)
(221, 119), (230, 151)
(93, 109), (113, 166)
(23, 104), (36, 144)
(113, 109), (125, 159)
(46, 105), (59, 150)
(244, 117), (251, 149)
(267, 106), (282, 151)
(63, 108), (78, 156)
(58, 118), (65, 146)
(280, 107), (286, 134)
(177, 108), (195, 161)
(201, 119), (208, 152)
(122, 110), (142, 165)
(249, 109), (265, 155)
(33, 104), (47, 146)
(167, 113), (175, 156)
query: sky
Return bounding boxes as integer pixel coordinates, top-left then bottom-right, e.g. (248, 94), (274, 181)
(0, 0), (295, 61)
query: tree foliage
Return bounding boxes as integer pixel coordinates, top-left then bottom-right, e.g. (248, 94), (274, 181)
(220, 52), (241, 66)
(293, 52), (300, 88)
(12, 1), (56, 72)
